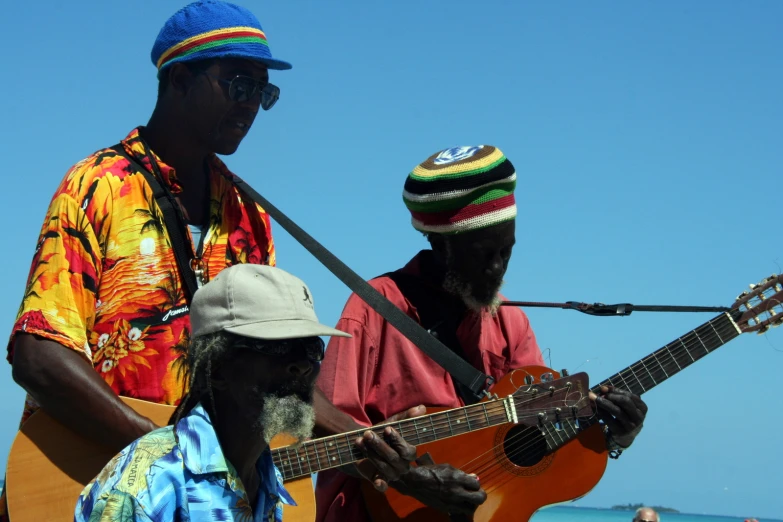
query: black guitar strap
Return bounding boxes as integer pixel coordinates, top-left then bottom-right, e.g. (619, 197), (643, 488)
(109, 143), (199, 302)
(383, 271), (483, 405)
(106, 142), (495, 401)
(232, 177), (495, 402)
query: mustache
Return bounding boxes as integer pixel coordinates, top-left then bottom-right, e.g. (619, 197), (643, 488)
(268, 380), (314, 402)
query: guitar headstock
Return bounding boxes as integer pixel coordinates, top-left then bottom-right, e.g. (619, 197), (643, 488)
(512, 372), (595, 422)
(734, 274), (783, 334)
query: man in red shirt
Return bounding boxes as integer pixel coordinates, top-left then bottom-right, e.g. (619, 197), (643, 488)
(314, 145), (648, 520)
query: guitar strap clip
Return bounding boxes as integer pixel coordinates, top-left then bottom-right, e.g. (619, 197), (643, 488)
(566, 302), (632, 316)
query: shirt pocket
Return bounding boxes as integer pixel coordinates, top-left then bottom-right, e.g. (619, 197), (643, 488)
(481, 350), (510, 382)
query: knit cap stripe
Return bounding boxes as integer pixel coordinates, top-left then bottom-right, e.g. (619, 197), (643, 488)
(403, 173), (517, 204)
(171, 37), (269, 65)
(403, 181), (516, 213)
(157, 26), (267, 68)
(410, 194), (516, 227)
(410, 155), (507, 183)
(412, 205), (518, 235)
(412, 147), (504, 177)
(404, 158), (515, 196)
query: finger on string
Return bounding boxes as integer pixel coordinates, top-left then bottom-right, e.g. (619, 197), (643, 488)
(385, 404), (427, 423)
(357, 431), (407, 478)
(602, 393), (645, 425)
(593, 397), (625, 423)
(457, 472), (482, 491)
(381, 426), (417, 462)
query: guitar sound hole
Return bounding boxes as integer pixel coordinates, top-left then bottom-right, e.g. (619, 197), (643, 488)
(502, 425), (547, 467)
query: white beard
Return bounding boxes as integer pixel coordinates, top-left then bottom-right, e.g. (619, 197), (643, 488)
(255, 394), (316, 444)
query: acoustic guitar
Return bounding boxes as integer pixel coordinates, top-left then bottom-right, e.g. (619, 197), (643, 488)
(361, 274), (783, 522)
(5, 370), (591, 521)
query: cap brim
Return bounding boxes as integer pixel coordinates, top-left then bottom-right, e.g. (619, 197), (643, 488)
(224, 319), (350, 340)
(256, 57), (292, 70)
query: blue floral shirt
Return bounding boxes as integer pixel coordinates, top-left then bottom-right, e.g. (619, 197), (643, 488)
(74, 404), (295, 522)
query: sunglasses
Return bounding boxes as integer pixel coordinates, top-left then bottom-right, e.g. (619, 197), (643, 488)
(203, 73), (280, 110)
(235, 337), (325, 362)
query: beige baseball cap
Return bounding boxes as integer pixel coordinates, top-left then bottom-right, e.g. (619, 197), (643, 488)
(189, 264), (351, 340)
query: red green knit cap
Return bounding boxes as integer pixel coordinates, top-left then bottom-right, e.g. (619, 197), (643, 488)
(403, 146), (517, 235)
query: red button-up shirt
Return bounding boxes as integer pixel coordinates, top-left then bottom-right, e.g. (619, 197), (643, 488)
(315, 251), (544, 522)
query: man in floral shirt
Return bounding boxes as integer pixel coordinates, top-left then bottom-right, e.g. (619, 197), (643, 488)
(4, 1), (291, 519)
(74, 264), (368, 522)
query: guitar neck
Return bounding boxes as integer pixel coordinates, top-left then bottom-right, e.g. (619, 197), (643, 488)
(274, 312), (745, 477)
(596, 311), (741, 395)
(273, 397), (515, 480)
(541, 311), (743, 451)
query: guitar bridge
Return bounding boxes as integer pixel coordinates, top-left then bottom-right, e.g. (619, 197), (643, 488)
(504, 395), (518, 424)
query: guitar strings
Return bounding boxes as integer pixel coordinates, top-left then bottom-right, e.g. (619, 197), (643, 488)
(460, 318), (735, 481)
(272, 406), (566, 478)
(273, 380), (588, 478)
(275, 317), (735, 481)
(473, 318), (737, 484)
(274, 316), (739, 484)
(464, 319), (739, 492)
(275, 318), (734, 482)
(272, 400), (549, 475)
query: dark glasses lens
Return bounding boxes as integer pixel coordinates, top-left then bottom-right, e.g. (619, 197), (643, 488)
(239, 337), (325, 362)
(227, 77), (279, 110)
(259, 83), (280, 111)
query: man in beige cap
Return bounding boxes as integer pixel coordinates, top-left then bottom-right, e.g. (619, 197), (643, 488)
(75, 264), (417, 522)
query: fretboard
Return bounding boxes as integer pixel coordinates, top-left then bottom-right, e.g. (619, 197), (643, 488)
(272, 396), (515, 480)
(542, 311), (742, 452)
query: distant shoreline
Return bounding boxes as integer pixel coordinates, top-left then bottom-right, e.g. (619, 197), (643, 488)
(611, 503), (678, 513)
(547, 505), (781, 521)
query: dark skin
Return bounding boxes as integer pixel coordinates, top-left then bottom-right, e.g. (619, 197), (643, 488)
(11, 58), (271, 453)
(314, 219), (649, 516)
(211, 338), (417, 509)
(13, 57), (417, 495)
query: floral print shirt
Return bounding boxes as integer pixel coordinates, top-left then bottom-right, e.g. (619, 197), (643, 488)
(74, 403), (294, 522)
(7, 128), (275, 423)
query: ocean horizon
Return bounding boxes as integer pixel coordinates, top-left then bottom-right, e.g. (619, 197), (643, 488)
(529, 506), (780, 522)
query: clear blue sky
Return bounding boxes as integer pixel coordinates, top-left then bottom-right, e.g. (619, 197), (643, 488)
(1, 0), (781, 518)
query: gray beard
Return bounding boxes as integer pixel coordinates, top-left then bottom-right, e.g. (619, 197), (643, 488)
(255, 394), (315, 444)
(442, 269), (503, 315)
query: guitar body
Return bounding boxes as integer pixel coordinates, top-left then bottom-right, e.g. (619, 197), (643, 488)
(362, 366), (609, 522)
(5, 397), (315, 522)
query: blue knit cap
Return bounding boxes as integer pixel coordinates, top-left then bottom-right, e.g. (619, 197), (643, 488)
(151, 0), (291, 77)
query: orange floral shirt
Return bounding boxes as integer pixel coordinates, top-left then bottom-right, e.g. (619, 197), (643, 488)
(8, 128), (275, 424)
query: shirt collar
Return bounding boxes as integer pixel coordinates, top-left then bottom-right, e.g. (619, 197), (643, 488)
(175, 403), (295, 505)
(120, 128), (183, 194)
(119, 127), (234, 195)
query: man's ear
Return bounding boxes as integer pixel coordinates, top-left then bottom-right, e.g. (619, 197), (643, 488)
(167, 62), (199, 97)
(428, 233), (447, 257)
